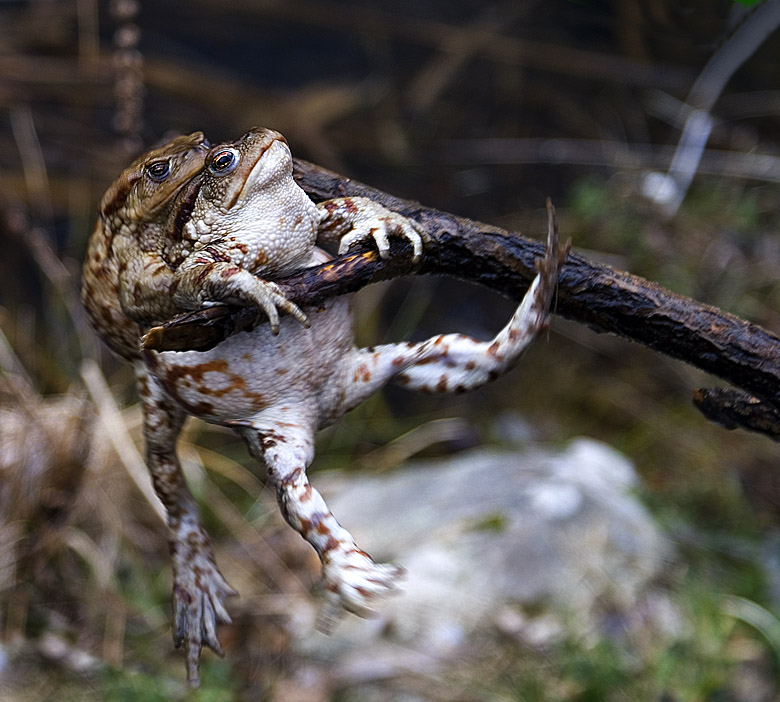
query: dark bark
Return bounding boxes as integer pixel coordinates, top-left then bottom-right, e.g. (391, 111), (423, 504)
(693, 388), (780, 441)
(141, 159), (780, 439)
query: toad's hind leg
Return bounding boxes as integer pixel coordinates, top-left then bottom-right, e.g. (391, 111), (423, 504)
(136, 363), (235, 688)
(335, 203), (564, 409)
(238, 419), (403, 630)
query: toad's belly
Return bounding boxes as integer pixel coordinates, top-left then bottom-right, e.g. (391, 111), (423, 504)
(144, 298), (354, 424)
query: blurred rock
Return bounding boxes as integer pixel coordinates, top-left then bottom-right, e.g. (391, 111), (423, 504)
(290, 437), (675, 683)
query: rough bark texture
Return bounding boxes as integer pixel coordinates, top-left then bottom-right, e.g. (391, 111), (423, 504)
(141, 159), (780, 439)
(693, 388), (780, 441)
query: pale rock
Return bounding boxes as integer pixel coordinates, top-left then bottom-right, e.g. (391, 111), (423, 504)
(290, 437), (674, 683)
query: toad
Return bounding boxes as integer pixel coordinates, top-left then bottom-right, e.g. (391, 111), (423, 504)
(82, 128), (562, 686)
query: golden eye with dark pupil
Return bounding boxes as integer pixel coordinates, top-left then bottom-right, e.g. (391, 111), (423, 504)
(210, 148), (239, 174)
(146, 160), (171, 181)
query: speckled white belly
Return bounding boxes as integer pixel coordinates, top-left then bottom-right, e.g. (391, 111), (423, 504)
(144, 297), (355, 425)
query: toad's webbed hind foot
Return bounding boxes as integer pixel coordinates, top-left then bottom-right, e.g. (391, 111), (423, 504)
(172, 556), (237, 687)
(317, 549), (405, 632)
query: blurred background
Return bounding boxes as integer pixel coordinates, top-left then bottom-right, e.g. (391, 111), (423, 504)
(2, 0), (780, 700)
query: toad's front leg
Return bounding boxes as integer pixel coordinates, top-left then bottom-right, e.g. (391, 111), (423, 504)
(239, 421), (403, 629)
(317, 196), (427, 263)
(137, 364), (235, 687)
(171, 245), (309, 334)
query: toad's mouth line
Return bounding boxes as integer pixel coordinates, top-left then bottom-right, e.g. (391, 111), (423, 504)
(228, 137), (289, 211)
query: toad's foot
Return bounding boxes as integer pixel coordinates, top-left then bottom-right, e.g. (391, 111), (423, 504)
(234, 276), (310, 335)
(316, 548), (404, 633)
(173, 263), (309, 335)
(319, 197), (427, 264)
(172, 556), (237, 687)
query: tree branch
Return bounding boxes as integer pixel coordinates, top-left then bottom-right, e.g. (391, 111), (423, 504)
(693, 388), (780, 442)
(141, 159), (780, 438)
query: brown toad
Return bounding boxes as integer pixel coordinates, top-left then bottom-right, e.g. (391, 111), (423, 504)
(83, 128), (561, 687)
(82, 131), (210, 359)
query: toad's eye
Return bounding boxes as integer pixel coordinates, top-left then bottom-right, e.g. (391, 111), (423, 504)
(146, 160), (171, 182)
(209, 148), (239, 175)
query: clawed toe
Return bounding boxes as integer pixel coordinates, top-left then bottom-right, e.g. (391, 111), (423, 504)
(330, 197), (427, 264)
(172, 573), (236, 687)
